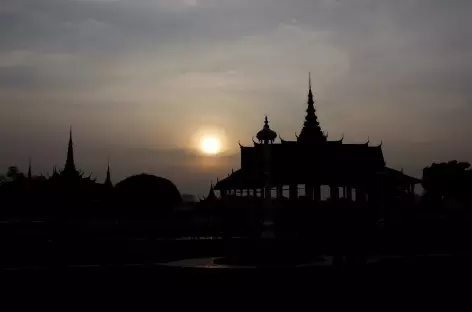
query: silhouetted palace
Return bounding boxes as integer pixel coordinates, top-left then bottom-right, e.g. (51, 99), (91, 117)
(215, 76), (421, 206)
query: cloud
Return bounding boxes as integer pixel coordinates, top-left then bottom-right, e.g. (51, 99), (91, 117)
(1, 0), (472, 195)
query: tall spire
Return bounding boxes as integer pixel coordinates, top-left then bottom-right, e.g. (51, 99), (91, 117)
(104, 158), (112, 187)
(27, 157), (32, 180)
(297, 73), (326, 144)
(63, 126), (77, 176)
(206, 181), (217, 201)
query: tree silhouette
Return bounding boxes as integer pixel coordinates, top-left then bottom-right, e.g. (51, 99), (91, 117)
(422, 161), (472, 208)
(6, 166), (24, 181)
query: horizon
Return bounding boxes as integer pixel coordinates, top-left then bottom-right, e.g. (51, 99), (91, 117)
(2, 0), (472, 196)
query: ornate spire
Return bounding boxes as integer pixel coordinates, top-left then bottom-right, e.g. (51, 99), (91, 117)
(297, 73), (326, 144)
(104, 158), (112, 187)
(27, 157), (32, 180)
(256, 116), (277, 143)
(63, 127), (77, 176)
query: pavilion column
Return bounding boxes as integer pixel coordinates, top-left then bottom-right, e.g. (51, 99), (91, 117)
(330, 185), (339, 200)
(289, 184), (298, 200)
(305, 184), (314, 200)
(346, 186), (353, 201)
(409, 184), (415, 204)
(221, 189), (227, 198)
(276, 185), (283, 199)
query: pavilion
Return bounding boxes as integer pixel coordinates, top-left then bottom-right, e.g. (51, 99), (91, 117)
(214, 76), (421, 205)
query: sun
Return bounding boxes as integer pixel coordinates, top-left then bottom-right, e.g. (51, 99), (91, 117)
(200, 136), (221, 155)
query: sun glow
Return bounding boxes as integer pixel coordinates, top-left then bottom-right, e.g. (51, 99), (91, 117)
(200, 136), (221, 155)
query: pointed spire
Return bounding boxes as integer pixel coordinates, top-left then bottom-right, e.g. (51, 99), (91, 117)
(307, 72), (314, 107)
(206, 181), (216, 201)
(104, 158), (112, 187)
(64, 126), (77, 176)
(52, 165), (59, 178)
(298, 73), (325, 144)
(27, 157), (32, 180)
(308, 72), (313, 95)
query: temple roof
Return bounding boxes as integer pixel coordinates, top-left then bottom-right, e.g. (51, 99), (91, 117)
(214, 165), (421, 190)
(216, 138), (387, 189)
(378, 167), (422, 185)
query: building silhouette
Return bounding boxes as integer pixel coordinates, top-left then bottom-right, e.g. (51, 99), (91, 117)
(214, 75), (421, 209)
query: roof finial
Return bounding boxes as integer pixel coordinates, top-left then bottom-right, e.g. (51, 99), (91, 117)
(309, 72), (312, 91)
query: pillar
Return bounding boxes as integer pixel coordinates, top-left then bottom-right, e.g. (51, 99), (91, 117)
(276, 185), (283, 199)
(346, 187), (353, 201)
(409, 184), (415, 204)
(289, 184), (298, 200)
(330, 185), (339, 200)
(221, 189), (227, 198)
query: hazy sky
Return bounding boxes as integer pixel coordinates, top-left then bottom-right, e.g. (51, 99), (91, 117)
(1, 0), (472, 195)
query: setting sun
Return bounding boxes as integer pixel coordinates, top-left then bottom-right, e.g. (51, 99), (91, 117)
(200, 136), (221, 155)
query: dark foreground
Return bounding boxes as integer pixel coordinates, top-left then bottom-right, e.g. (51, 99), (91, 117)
(2, 251), (472, 308)
(2, 218), (472, 308)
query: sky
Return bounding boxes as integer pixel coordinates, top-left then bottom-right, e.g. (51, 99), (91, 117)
(1, 0), (472, 195)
